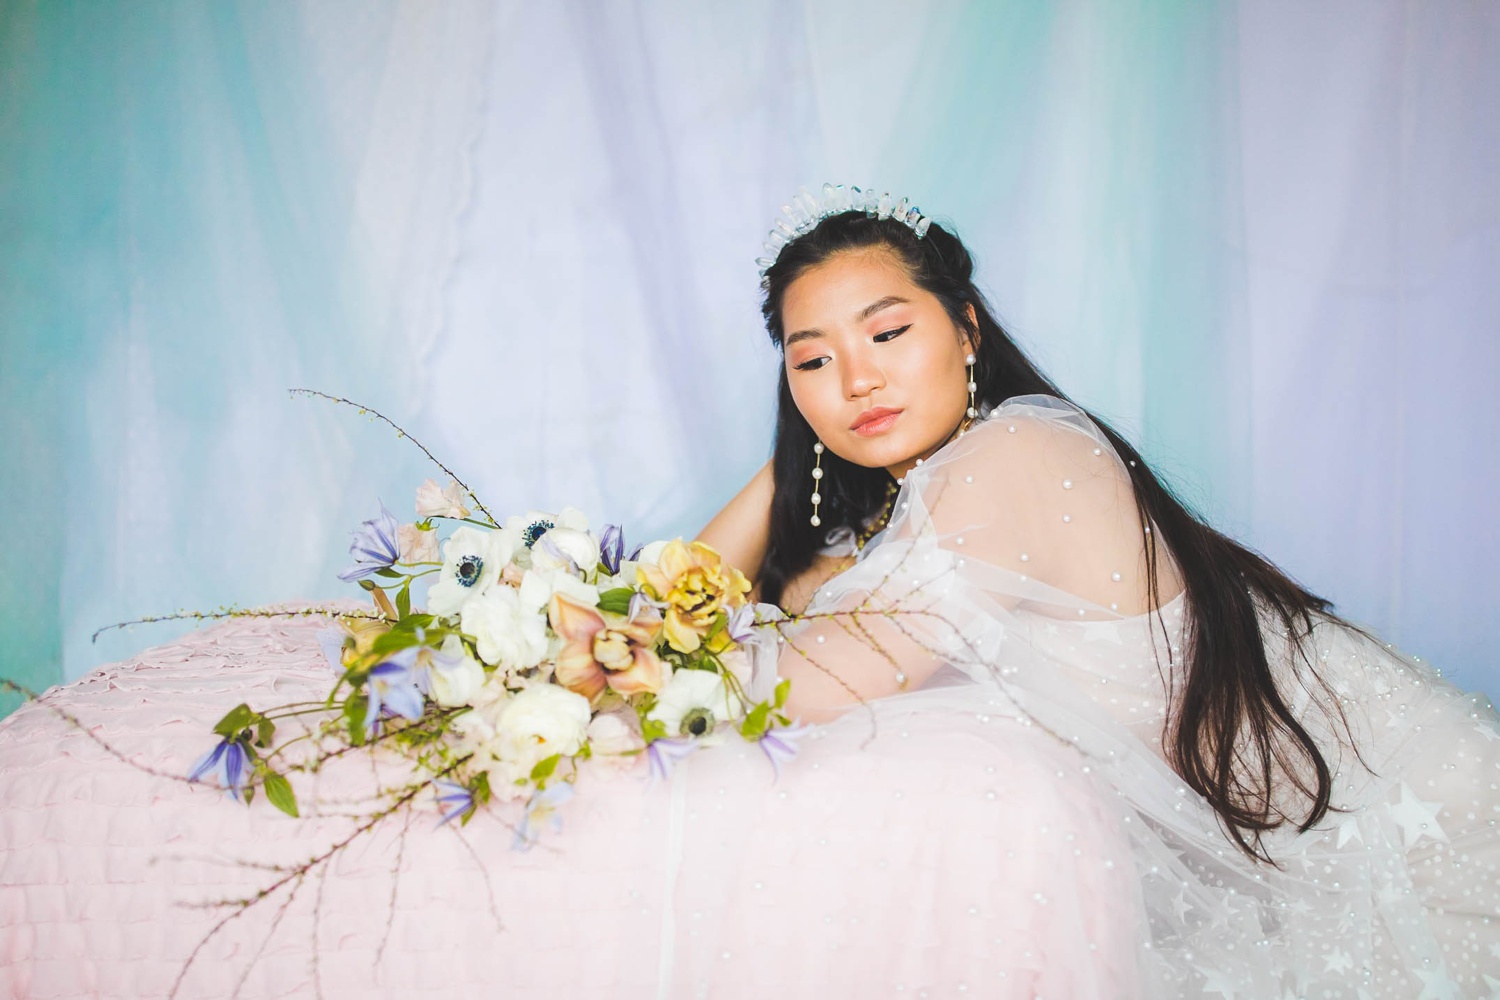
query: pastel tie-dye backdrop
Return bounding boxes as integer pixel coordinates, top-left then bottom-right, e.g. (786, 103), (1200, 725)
(2, 1), (1496, 715)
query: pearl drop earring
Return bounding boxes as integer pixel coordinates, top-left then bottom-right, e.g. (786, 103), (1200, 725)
(965, 352), (978, 419)
(810, 441), (824, 527)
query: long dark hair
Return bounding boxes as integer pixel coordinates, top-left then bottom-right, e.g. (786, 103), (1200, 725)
(759, 210), (1340, 862)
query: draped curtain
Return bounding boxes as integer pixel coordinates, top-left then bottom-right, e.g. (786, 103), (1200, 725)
(1, 0), (1495, 713)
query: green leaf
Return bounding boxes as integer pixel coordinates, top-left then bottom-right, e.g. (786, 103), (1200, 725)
(641, 718), (668, 743)
(213, 703), (256, 739)
(706, 610), (727, 641)
(243, 785), (256, 806)
(343, 693), (368, 746)
(739, 701), (771, 740)
(325, 666), (359, 708)
(262, 772), (299, 818)
(472, 771), (492, 807)
(530, 753), (562, 783)
(375, 567), (403, 579)
(773, 678), (791, 710)
(395, 583), (411, 619)
(597, 587), (635, 616)
(368, 629), (420, 658)
(389, 614), (436, 635)
(255, 717), (276, 749)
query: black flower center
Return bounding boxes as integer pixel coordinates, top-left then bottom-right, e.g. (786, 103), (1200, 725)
(522, 519), (555, 548)
(456, 555), (484, 587)
(680, 708), (713, 738)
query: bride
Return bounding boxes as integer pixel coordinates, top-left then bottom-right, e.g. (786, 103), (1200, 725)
(1, 187), (1496, 999)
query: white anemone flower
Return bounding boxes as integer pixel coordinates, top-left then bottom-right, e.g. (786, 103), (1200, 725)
(428, 527), (514, 617)
(648, 669), (743, 740)
(531, 527), (600, 577)
(505, 507), (592, 567)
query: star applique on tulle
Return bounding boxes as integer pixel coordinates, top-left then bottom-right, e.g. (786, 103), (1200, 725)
(1389, 781), (1448, 847)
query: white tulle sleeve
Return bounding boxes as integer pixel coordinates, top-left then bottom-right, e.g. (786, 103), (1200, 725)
(777, 395), (1166, 722)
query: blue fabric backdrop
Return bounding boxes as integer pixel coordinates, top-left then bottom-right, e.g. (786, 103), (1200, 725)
(1, 0), (1496, 713)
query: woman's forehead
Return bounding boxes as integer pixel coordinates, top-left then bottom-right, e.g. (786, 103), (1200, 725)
(781, 249), (920, 327)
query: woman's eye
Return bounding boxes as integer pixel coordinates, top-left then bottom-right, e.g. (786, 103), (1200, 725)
(792, 357), (830, 372)
(873, 324), (911, 343)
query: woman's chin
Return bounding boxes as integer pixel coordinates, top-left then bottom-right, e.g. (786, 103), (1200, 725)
(832, 435), (923, 472)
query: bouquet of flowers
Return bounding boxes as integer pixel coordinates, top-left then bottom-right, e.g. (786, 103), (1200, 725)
(188, 472), (801, 847)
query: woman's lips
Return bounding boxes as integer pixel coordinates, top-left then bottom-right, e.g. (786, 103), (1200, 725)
(850, 407), (902, 436)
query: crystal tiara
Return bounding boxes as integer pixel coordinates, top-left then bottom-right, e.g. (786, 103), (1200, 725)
(756, 183), (933, 276)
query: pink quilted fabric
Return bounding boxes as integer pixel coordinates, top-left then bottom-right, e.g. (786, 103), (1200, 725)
(0, 615), (1145, 998)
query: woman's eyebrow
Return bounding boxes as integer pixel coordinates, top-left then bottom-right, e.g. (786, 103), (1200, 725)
(783, 296), (910, 348)
(856, 295), (909, 322)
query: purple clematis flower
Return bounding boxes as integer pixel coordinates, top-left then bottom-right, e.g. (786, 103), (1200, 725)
(758, 723), (810, 781)
(726, 603), (758, 644)
(513, 782), (576, 850)
(433, 779), (474, 827)
(599, 524), (625, 575)
(187, 736), (252, 801)
(316, 628), (348, 673)
(645, 737), (698, 784)
(338, 501), (402, 582)
(364, 646), (427, 736)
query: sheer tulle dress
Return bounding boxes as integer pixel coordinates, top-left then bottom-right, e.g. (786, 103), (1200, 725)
(2, 396), (1496, 998)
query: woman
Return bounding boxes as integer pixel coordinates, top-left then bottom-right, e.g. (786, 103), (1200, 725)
(0, 188), (1494, 1000)
(698, 186), (1500, 997)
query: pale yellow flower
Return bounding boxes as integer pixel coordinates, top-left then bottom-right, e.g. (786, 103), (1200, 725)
(636, 540), (751, 654)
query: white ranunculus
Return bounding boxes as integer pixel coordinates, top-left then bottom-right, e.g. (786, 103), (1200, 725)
(517, 567), (599, 614)
(453, 716), (529, 804)
(554, 506), (590, 533)
(429, 635), (486, 708)
(633, 540), (668, 570)
(460, 586), (549, 675)
(648, 669), (742, 740)
(428, 527), (515, 617)
(586, 711), (644, 770)
(494, 683), (591, 768)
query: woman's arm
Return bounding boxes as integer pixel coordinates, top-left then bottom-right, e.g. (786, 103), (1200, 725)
(695, 460), (774, 584)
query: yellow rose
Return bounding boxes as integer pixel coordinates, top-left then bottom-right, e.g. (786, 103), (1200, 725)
(636, 540), (751, 654)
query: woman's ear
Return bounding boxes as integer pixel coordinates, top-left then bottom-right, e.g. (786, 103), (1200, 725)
(963, 303), (979, 352)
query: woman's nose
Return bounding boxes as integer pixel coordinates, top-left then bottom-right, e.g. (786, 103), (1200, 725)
(842, 349), (885, 399)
